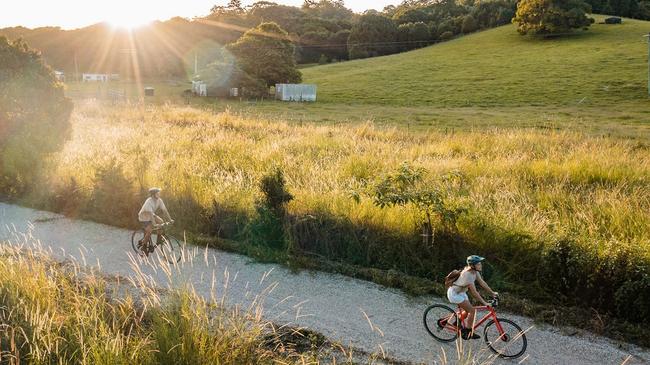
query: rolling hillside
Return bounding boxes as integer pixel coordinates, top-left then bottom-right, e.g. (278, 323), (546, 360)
(303, 16), (649, 107)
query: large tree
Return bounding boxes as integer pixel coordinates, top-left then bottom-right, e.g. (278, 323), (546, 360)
(348, 11), (398, 59)
(512, 0), (594, 36)
(0, 37), (72, 195)
(227, 22), (301, 90)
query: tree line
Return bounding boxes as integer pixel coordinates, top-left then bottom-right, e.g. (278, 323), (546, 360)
(0, 0), (518, 79)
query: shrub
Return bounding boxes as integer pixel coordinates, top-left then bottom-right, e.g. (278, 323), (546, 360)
(439, 31), (455, 41)
(247, 168), (294, 250)
(51, 177), (85, 217)
(85, 160), (139, 228)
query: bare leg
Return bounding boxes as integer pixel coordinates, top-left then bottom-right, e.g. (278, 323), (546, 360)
(458, 300), (476, 333)
(143, 225), (153, 246)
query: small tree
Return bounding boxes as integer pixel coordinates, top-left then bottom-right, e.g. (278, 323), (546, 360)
(512, 0), (594, 36)
(227, 22), (302, 89)
(248, 167), (294, 250)
(365, 163), (466, 246)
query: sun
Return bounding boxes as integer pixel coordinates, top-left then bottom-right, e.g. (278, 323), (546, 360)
(107, 14), (154, 30)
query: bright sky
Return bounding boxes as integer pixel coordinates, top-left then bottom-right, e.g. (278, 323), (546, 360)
(0, 0), (400, 30)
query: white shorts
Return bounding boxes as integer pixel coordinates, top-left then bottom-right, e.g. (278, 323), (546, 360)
(447, 287), (469, 304)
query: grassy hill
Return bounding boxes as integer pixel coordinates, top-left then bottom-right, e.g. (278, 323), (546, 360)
(303, 16), (649, 107)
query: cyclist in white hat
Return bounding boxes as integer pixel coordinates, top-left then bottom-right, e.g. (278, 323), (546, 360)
(138, 187), (173, 249)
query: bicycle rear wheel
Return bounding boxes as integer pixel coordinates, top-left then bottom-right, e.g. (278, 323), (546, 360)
(423, 304), (459, 342)
(484, 318), (527, 358)
(131, 230), (147, 257)
(158, 234), (182, 264)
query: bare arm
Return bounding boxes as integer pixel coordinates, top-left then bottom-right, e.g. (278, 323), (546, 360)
(468, 283), (488, 306)
(476, 273), (496, 297)
(159, 200), (173, 222)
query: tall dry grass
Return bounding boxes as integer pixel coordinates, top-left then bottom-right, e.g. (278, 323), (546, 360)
(0, 227), (373, 364)
(11, 100), (650, 328)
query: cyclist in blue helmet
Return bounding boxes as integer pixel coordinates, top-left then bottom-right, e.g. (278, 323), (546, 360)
(447, 255), (498, 340)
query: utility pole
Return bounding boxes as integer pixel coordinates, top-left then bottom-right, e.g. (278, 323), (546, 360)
(645, 33), (650, 96)
(74, 52), (79, 82)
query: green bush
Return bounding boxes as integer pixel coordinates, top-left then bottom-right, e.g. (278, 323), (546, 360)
(246, 168), (294, 250)
(85, 160), (140, 228)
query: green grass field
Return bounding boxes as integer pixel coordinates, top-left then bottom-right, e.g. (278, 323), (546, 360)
(63, 17), (650, 140)
(303, 16), (649, 107)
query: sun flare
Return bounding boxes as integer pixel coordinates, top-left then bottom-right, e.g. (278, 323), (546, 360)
(107, 14), (153, 30)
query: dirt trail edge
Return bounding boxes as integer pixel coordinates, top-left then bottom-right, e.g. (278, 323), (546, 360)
(1, 203), (648, 365)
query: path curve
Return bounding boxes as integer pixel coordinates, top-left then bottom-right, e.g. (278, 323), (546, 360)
(0, 203), (648, 364)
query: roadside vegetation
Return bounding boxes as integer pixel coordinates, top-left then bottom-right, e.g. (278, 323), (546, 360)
(2, 101), (647, 346)
(0, 237), (365, 364)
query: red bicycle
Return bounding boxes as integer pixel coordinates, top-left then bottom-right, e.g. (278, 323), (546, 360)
(423, 297), (527, 359)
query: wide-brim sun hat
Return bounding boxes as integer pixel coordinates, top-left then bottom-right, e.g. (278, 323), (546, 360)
(148, 187), (162, 194)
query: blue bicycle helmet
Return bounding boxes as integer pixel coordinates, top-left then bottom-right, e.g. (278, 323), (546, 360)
(467, 255), (485, 265)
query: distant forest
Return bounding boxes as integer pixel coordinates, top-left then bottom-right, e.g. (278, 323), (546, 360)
(0, 0), (646, 79)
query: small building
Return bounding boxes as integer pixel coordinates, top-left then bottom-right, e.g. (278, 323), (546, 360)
(82, 73), (119, 82)
(54, 70), (65, 82)
(144, 87), (155, 96)
(275, 84), (317, 102)
(191, 80), (207, 96)
(605, 17), (622, 24)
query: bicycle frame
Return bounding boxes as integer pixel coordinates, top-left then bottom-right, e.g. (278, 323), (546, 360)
(441, 304), (504, 335)
(459, 305), (503, 333)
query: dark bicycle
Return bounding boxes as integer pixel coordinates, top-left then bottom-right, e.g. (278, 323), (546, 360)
(423, 296), (528, 359)
(131, 221), (182, 263)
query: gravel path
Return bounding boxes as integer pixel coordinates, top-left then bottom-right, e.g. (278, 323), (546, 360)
(0, 202), (648, 364)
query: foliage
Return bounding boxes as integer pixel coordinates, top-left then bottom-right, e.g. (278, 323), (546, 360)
(0, 37), (72, 196)
(227, 22), (302, 89)
(513, 0), (595, 36)
(248, 168), (294, 250)
(302, 0), (354, 21)
(85, 159), (139, 228)
(259, 167), (294, 216)
(348, 11), (399, 59)
(367, 163), (466, 241)
(397, 22), (431, 51)
(461, 15), (479, 34)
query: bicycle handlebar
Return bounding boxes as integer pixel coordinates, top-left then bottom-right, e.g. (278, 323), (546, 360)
(153, 221), (174, 228)
(488, 295), (499, 308)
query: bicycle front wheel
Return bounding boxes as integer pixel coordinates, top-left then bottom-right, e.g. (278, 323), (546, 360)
(158, 234), (183, 264)
(423, 304), (459, 342)
(484, 318), (527, 359)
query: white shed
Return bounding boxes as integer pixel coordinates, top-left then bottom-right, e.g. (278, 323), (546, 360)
(192, 80), (207, 96)
(54, 70), (65, 82)
(275, 84), (317, 102)
(82, 73), (119, 82)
